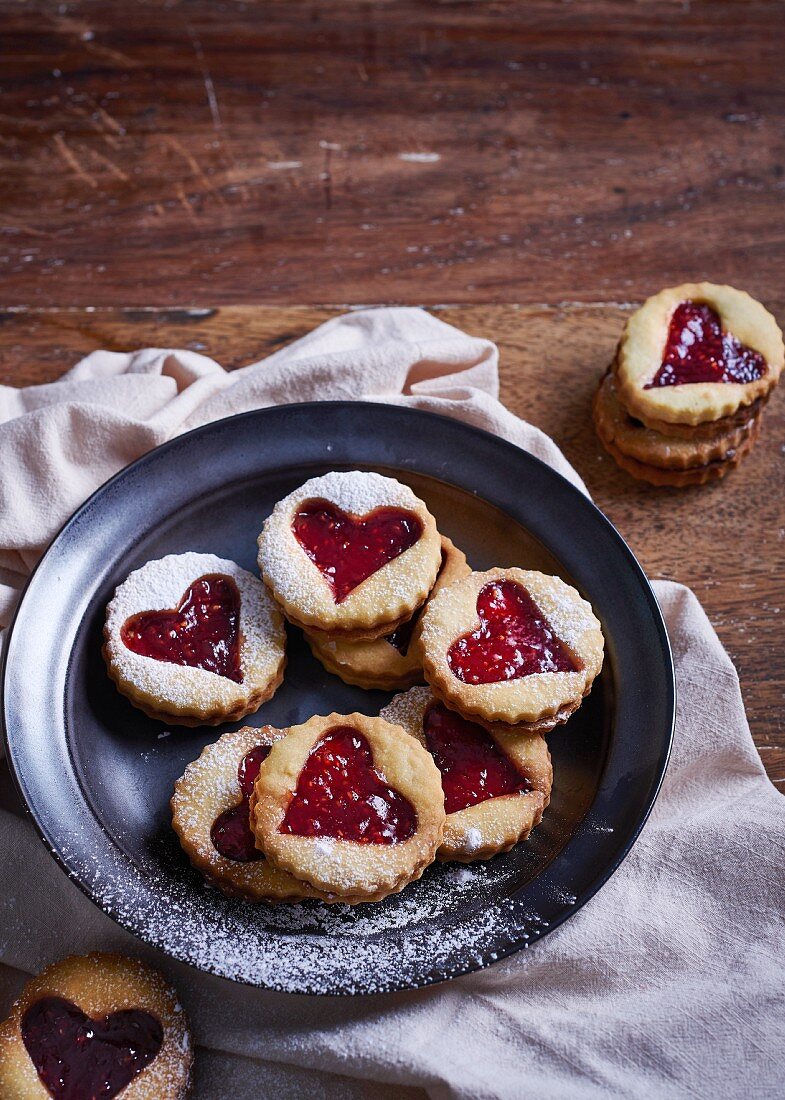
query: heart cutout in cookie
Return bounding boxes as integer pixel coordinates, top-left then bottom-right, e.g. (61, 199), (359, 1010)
(121, 573), (243, 682)
(211, 745), (270, 862)
(292, 499), (423, 603)
(645, 301), (767, 388)
(22, 996), (163, 1100)
(280, 726), (417, 844)
(423, 702), (532, 814)
(447, 580), (581, 685)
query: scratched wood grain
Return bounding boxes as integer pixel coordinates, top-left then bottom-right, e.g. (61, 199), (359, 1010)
(0, 304), (782, 786)
(2, 1), (785, 306)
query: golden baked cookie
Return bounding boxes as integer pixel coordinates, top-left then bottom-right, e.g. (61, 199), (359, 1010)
(304, 536), (470, 690)
(614, 282), (784, 427)
(104, 552), (286, 726)
(382, 687), (552, 862)
(171, 725), (332, 902)
(420, 568), (604, 726)
(0, 953), (191, 1099)
(250, 712), (445, 903)
(593, 370), (759, 470)
(257, 471), (442, 640)
(599, 422), (759, 487)
(474, 695), (585, 738)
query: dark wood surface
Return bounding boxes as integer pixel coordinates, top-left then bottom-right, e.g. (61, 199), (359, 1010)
(0, 3), (783, 785)
(3, 1), (785, 306)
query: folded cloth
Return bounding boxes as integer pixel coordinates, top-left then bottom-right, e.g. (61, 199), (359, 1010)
(0, 308), (782, 1100)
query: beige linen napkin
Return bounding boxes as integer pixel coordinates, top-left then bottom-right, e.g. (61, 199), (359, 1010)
(0, 308), (782, 1099)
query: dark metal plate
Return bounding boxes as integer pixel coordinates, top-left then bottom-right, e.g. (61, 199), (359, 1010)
(2, 403), (674, 995)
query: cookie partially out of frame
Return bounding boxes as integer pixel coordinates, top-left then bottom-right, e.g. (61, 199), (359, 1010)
(0, 953), (192, 1099)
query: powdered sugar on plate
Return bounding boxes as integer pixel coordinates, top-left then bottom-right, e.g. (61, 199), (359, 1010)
(60, 818), (537, 994)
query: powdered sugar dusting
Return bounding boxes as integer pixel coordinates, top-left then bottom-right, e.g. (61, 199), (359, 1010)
(7, 953), (192, 1098)
(104, 553), (285, 715)
(257, 471), (439, 627)
(58, 818), (539, 993)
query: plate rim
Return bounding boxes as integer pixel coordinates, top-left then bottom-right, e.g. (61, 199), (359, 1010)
(1, 401), (675, 995)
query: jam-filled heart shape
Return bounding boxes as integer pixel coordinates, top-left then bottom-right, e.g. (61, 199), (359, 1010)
(22, 996), (163, 1100)
(211, 745), (270, 862)
(447, 580), (581, 685)
(292, 498), (423, 603)
(280, 726), (417, 844)
(121, 573), (243, 682)
(423, 702), (532, 814)
(645, 301), (767, 389)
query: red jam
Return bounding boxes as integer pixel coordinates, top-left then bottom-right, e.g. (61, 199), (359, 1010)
(121, 573), (242, 682)
(385, 548), (446, 655)
(447, 580), (581, 685)
(21, 996), (163, 1100)
(423, 702), (531, 814)
(280, 726), (417, 844)
(645, 301), (767, 388)
(210, 744), (270, 862)
(292, 498), (422, 603)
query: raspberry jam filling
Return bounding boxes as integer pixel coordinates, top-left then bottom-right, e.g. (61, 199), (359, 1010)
(292, 498), (423, 603)
(121, 573), (242, 682)
(447, 580), (581, 685)
(210, 745), (271, 862)
(385, 548), (446, 655)
(645, 301), (767, 389)
(21, 996), (163, 1100)
(423, 702), (531, 814)
(280, 726), (417, 844)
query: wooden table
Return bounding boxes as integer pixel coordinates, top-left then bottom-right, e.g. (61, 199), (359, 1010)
(1, 2), (783, 783)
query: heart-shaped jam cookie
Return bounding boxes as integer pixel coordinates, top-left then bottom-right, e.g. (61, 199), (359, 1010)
(280, 726), (418, 844)
(121, 573), (242, 682)
(645, 301), (767, 389)
(292, 499), (422, 603)
(447, 580), (581, 685)
(210, 745), (270, 862)
(251, 713), (445, 901)
(423, 702), (531, 814)
(380, 686), (553, 861)
(22, 996), (163, 1100)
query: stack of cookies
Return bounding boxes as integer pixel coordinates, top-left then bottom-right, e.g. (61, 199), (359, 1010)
(593, 282), (784, 486)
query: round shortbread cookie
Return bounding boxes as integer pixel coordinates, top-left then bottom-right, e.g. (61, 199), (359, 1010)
(593, 370), (760, 470)
(304, 535), (470, 691)
(382, 687), (552, 863)
(0, 953), (191, 1099)
(420, 569), (604, 726)
(104, 552), (286, 726)
(250, 712), (445, 902)
(257, 471), (442, 639)
(614, 282), (783, 427)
